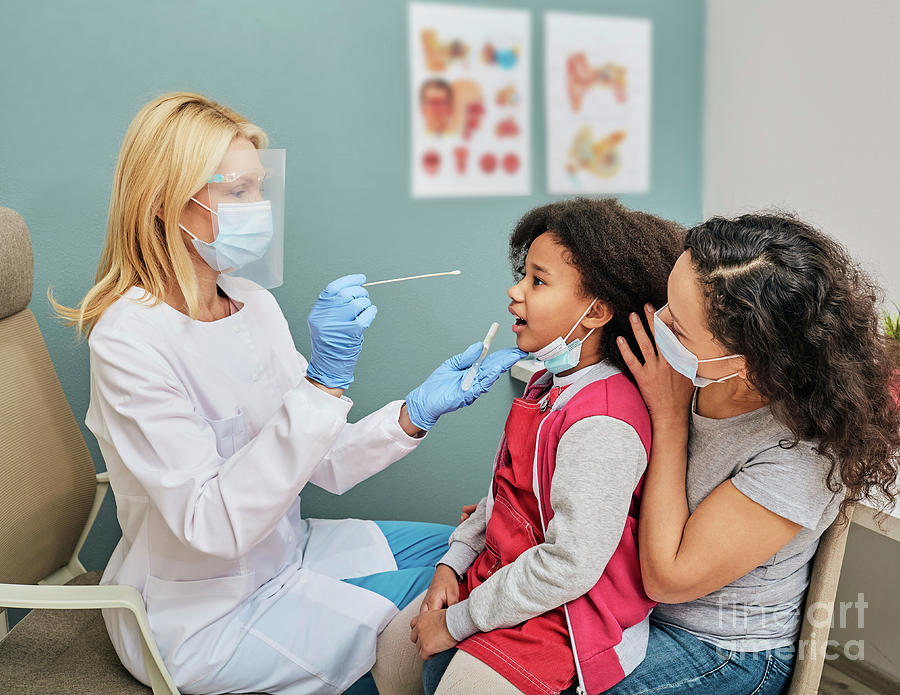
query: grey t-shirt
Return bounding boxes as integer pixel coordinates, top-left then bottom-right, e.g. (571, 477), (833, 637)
(650, 396), (843, 651)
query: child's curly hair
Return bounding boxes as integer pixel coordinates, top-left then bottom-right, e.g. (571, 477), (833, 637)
(684, 213), (900, 520)
(509, 197), (684, 380)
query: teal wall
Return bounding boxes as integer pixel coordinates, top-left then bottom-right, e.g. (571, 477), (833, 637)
(0, 0), (704, 574)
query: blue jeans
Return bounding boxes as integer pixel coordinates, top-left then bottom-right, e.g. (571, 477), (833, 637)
(601, 620), (795, 695)
(423, 620), (794, 695)
(422, 648), (457, 695)
(344, 520), (454, 695)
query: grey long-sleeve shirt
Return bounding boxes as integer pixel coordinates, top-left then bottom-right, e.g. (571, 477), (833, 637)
(441, 410), (647, 640)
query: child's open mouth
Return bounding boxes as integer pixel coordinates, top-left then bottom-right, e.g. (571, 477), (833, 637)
(512, 316), (527, 334)
(509, 305), (527, 333)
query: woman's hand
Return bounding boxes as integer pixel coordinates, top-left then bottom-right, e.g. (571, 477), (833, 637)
(305, 275), (377, 389)
(398, 404), (426, 438)
(616, 304), (694, 427)
(404, 343), (526, 431)
(421, 564), (460, 613)
(410, 609), (458, 660)
(460, 503), (478, 522)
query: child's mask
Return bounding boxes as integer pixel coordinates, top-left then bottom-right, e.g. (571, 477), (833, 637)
(531, 300), (597, 375)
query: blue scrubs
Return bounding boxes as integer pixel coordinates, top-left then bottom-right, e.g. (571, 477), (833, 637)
(343, 520), (454, 694)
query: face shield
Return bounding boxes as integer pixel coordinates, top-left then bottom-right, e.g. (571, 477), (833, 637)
(191, 148), (286, 289)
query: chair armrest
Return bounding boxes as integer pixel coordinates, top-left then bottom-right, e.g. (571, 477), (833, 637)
(0, 581), (141, 612)
(69, 472), (111, 575)
(0, 582), (179, 695)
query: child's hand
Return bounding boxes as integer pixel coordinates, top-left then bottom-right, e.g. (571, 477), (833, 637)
(460, 503), (478, 522)
(421, 564), (460, 612)
(410, 608), (458, 659)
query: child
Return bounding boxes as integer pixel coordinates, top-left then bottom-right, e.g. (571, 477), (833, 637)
(372, 198), (683, 695)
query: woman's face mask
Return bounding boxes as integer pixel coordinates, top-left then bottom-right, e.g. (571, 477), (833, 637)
(653, 305), (743, 387)
(179, 197), (274, 273)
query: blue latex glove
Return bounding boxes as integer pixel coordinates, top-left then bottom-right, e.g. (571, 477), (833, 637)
(405, 343), (528, 431)
(306, 274), (377, 389)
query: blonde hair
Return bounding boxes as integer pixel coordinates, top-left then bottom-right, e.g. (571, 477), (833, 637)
(51, 92), (268, 336)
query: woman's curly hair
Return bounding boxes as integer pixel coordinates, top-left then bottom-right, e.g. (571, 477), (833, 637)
(509, 197), (684, 380)
(685, 213), (900, 520)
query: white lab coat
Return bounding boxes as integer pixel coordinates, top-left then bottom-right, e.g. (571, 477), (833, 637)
(85, 276), (424, 693)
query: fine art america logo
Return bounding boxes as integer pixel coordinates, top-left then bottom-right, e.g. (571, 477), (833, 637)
(712, 593), (867, 662)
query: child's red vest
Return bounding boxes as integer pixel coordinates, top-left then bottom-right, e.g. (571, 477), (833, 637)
(475, 367), (656, 695)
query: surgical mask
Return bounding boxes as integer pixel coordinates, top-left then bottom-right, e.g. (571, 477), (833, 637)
(180, 198), (274, 273)
(653, 305), (742, 387)
(531, 300), (597, 375)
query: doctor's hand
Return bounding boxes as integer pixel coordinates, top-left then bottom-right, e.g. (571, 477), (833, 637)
(410, 609), (458, 660)
(306, 274), (377, 390)
(404, 343), (527, 431)
(421, 564), (460, 613)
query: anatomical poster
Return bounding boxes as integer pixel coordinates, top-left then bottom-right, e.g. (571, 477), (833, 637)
(409, 2), (531, 197)
(545, 12), (651, 195)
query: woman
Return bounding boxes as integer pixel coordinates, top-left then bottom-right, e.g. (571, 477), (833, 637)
(53, 92), (524, 695)
(612, 213), (900, 694)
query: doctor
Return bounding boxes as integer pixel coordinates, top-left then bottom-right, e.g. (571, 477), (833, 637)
(54, 92), (524, 695)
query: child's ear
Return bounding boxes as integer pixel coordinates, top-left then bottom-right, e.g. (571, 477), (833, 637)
(583, 300), (613, 329)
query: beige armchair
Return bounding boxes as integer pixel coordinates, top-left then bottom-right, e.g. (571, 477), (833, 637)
(786, 508), (855, 694)
(0, 207), (178, 694)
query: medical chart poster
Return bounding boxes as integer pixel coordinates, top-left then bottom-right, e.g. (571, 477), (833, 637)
(545, 12), (651, 195)
(409, 2), (531, 198)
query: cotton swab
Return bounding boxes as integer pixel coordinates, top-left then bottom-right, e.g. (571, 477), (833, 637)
(362, 270), (461, 287)
(461, 322), (500, 392)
